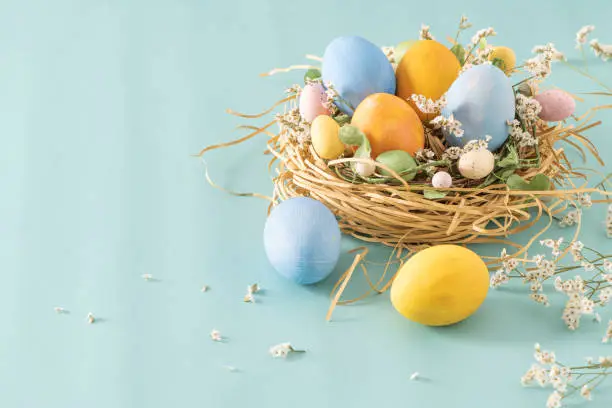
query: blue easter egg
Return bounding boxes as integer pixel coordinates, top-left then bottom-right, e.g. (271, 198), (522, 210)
(322, 36), (396, 115)
(442, 64), (515, 151)
(264, 197), (341, 285)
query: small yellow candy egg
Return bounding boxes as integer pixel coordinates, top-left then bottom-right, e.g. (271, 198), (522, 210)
(310, 116), (344, 159)
(489, 46), (516, 75)
(458, 150), (495, 179)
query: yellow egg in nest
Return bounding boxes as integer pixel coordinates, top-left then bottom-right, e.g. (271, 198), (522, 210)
(395, 40), (461, 121)
(390, 245), (489, 326)
(489, 46), (516, 75)
(311, 115), (344, 159)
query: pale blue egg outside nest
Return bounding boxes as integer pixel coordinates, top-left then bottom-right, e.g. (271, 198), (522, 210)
(322, 36), (396, 115)
(442, 64), (515, 151)
(263, 197), (341, 285)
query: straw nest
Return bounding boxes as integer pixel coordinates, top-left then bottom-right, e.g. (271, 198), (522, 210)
(269, 104), (606, 251)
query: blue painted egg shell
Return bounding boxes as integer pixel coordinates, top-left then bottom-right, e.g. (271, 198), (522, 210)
(442, 64), (515, 151)
(263, 197), (341, 285)
(322, 36), (396, 115)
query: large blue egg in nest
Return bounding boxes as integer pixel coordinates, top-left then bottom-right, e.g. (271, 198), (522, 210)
(264, 197), (341, 285)
(322, 36), (396, 115)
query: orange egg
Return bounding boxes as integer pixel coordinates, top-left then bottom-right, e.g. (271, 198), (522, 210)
(396, 40), (461, 121)
(351, 93), (425, 158)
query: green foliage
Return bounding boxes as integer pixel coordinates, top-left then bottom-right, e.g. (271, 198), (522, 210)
(506, 174), (551, 191)
(423, 190), (448, 199)
(304, 68), (321, 83)
(376, 150), (418, 181)
(451, 44), (466, 65)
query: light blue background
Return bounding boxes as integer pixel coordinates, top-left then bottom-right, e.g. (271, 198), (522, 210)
(1, 1), (611, 407)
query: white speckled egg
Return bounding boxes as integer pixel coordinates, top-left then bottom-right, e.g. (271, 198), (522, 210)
(432, 171), (452, 188)
(355, 160), (376, 177)
(299, 82), (330, 122)
(534, 89), (575, 122)
(458, 150), (495, 180)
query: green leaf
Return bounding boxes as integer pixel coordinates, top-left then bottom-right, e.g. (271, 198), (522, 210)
(451, 44), (466, 65)
(478, 37), (487, 49)
(423, 190), (448, 199)
(338, 125), (365, 146)
(375, 150), (418, 181)
(491, 57), (506, 71)
(507, 174), (551, 191)
(333, 114), (350, 126)
(497, 145), (519, 168)
(495, 167), (517, 181)
(338, 125), (371, 159)
(304, 68), (321, 83)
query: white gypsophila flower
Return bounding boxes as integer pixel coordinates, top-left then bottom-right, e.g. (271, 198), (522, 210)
(469, 27), (496, 49)
(546, 390), (563, 408)
(578, 193), (592, 208)
(516, 94), (543, 126)
(604, 259), (612, 272)
(430, 114), (464, 137)
(381, 46), (396, 64)
(210, 329), (222, 342)
(419, 24), (435, 40)
(580, 384), (592, 401)
(461, 136), (492, 153)
(490, 269), (510, 288)
(87, 312), (95, 324)
(269, 342), (303, 358)
(598, 356), (612, 366)
(322, 82), (340, 115)
(459, 15), (472, 30)
(285, 84), (302, 96)
(559, 209), (581, 228)
(581, 261), (595, 271)
(540, 238), (564, 257)
(410, 94), (447, 114)
(576, 25), (596, 47)
(599, 287), (612, 305)
(247, 283), (260, 294)
(441, 146), (462, 161)
(508, 119), (538, 147)
(276, 107), (311, 145)
(521, 365), (537, 386)
(590, 39), (612, 61)
(603, 320), (612, 343)
(532, 43), (566, 61)
(531, 293), (550, 306)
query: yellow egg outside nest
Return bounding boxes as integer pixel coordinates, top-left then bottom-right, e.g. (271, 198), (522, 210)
(489, 46), (516, 75)
(310, 115), (344, 159)
(396, 40), (461, 122)
(390, 245), (489, 326)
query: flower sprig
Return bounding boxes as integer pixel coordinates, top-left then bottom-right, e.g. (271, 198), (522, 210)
(522, 343), (612, 407)
(491, 238), (612, 330)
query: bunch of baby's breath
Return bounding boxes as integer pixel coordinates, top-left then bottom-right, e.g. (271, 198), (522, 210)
(522, 344), (612, 408)
(491, 230), (612, 331)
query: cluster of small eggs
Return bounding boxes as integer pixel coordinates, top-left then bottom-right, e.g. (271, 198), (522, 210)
(298, 35), (576, 187)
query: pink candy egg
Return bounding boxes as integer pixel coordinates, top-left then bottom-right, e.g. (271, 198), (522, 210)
(534, 89), (576, 122)
(299, 83), (331, 122)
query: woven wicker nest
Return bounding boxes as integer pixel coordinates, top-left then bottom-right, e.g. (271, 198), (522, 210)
(262, 97), (605, 250)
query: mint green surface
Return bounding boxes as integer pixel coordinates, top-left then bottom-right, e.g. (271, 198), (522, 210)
(0, 1), (611, 407)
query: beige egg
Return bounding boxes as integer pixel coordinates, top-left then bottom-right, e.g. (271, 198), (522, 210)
(458, 150), (495, 180)
(355, 160), (376, 177)
(311, 116), (344, 160)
